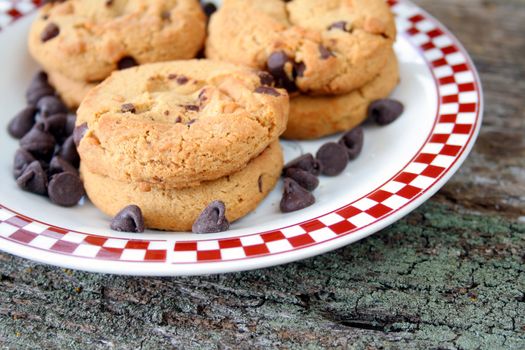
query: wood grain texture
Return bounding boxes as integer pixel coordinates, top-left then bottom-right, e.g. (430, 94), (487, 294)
(1, 0), (524, 349)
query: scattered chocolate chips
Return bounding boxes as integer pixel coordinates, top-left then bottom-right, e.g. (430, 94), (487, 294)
(117, 56), (138, 70)
(339, 127), (364, 160)
(316, 143), (349, 176)
(254, 86), (280, 97)
(110, 205), (145, 233)
(192, 200), (230, 234)
(20, 123), (56, 160)
(280, 178), (316, 213)
(16, 161), (48, 196)
(319, 45), (335, 59)
(258, 71), (275, 86)
(121, 103), (136, 113)
(283, 154), (322, 176)
(36, 95), (68, 117)
(13, 149), (36, 179)
(64, 114), (77, 137)
(48, 172), (84, 207)
(284, 168), (319, 192)
(267, 51), (297, 92)
(202, 2), (217, 17)
(328, 21), (351, 32)
(73, 122), (88, 147)
(8, 106), (36, 139)
(368, 99), (404, 126)
(59, 135), (80, 168)
(41, 22), (60, 42)
(49, 156), (78, 176)
(26, 71), (56, 106)
(41, 113), (67, 138)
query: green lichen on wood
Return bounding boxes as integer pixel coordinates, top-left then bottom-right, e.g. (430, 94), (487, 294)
(0, 202), (523, 349)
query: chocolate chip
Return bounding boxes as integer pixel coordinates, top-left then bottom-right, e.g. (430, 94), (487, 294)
(110, 205), (145, 233)
(183, 105), (199, 112)
(319, 45), (335, 59)
(202, 2), (217, 17)
(258, 71), (275, 86)
(64, 114), (77, 137)
(49, 156), (78, 176)
(16, 161), (48, 196)
(41, 22), (60, 42)
(186, 119), (197, 126)
(20, 123), (56, 160)
(59, 135), (80, 168)
(161, 10), (171, 21)
(26, 72), (55, 106)
(168, 74), (178, 80)
(13, 149), (36, 179)
(41, 113), (67, 138)
(368, 99), (404, 126)
(254, 86), (281, 97)
(258, 175), (264, 193)
(339, 127), (364, 160)
(73, 123), (88, 147)
(192, 200), (230, 234)
(295, 62), (306, 77)
(105, 0), (113, 7)
(283, 154), (322, 176)
(8, 106), (37, 139)
(176, 75), (189, 85)
(175, 116), (182, 123)
(267, 51), (297, 92)
(280, 178), (316, 213)
(117, 56), (138, 70)
(316, 143), (349, 176)
(328, 21), (351, 32)
(121, 103), (136, 113)
(36, 95), (68, 117)
(48, 172), (84, 207)
(284, 168), (319, 192)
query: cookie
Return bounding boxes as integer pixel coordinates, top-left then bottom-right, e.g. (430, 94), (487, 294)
(48, 71), (97, 109)
(206, 0), (396, 96)
(76, 60), (289, 188)
(81, 141), (283, 232)
(29, 0), (207, 82)
(283, 51), (399, 140)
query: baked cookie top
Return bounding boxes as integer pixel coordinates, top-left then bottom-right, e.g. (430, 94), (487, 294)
(29, 0), (206, 82)
(76, 59), (289, 189)
(206, 0), (396, 96)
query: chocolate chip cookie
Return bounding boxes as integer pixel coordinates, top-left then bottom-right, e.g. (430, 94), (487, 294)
(284, 51), (400, 140)
(76, 60), (289, 188)
(82, 141), (283, 232)
(206, 0), (396, 96)
(29, 0), (207, 82)
(47, 71), (97, 109)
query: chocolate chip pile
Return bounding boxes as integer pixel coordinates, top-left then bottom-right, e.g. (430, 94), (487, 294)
(8, 71), (84, 207)
(280, 98), (404, 213)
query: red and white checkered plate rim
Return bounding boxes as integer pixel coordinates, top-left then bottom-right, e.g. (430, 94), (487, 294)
(0, 0), (483, 275)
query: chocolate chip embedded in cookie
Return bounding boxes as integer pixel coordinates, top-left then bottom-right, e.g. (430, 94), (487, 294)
(29, 0), (207, 82)
(206, 0), (396, 95)
(76, 60), (289, 189)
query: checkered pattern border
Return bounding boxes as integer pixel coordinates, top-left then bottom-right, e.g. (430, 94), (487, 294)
(0, 0), (482, 265)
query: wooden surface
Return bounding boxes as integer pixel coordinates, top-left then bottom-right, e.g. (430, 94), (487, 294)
(1, 1), (524, 349)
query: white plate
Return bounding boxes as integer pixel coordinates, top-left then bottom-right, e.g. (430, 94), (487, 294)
(0, 0), (483, 275)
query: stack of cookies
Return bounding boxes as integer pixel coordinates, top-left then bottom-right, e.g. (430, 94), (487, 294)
(28, 0), (207, 109)
(75, 60), (289, 231)
(206, 0), (400, 139)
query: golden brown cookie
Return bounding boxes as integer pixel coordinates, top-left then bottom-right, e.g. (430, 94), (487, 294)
(81, 141), (283, 232)
(283, 51), (399, 140)
(47, 71), (97, 109)
(29, 0), (206, 82)
(206, 0), (396, 96)
(76, 60), (289, 188)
